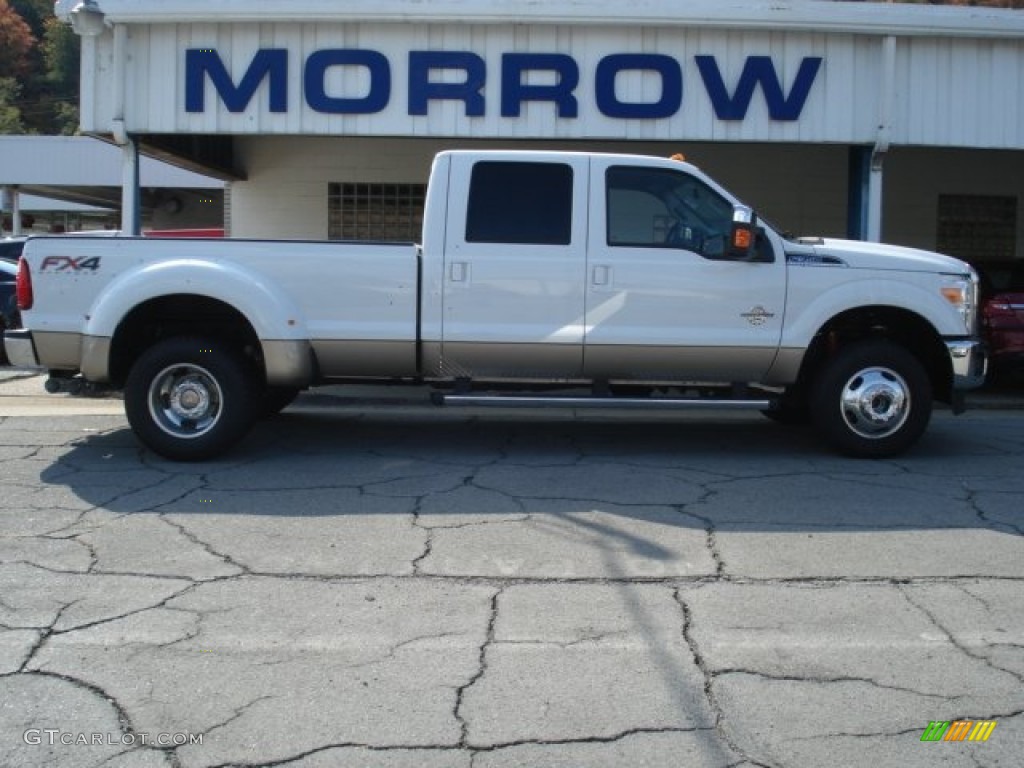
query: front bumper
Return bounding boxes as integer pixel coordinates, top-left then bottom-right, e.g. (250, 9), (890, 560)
(946, 339), (987, 390)
(3, 329), (43, 369)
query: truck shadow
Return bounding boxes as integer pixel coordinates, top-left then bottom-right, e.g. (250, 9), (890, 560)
(38, 405), (1023, 543)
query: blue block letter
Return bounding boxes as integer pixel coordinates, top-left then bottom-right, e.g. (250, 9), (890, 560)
(305, 50), (391, 114)
(697, 55), (822, 121)
(186, 49), (288, 113)
(409, 51), (486, 117)
(596, 54), (683, 119)
(501, 53), (579, 118)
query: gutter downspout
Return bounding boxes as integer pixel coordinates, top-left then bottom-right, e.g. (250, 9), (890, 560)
(867, 35), (897, 243)
(111, 23), (140, 236)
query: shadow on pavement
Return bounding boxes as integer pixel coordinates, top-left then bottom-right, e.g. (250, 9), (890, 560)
(37, 405), (1024, 540)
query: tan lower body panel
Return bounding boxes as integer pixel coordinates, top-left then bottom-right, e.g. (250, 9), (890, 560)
(262, 339), (315, 387)
(33, 334), (413, 387)
(423, 341), (796, 387)
(34, 333), (803, 390)
(32, 332), (83, 372)
(428, 341), (583, 380)
(311, 339), (418, 379)
(763, 347), (805, 386)
(583, 344), (778, 383)
(81, 336), (112, 381)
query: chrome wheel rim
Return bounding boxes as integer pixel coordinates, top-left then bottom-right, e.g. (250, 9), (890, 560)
(839, 366), (910, 440)
(148, 363), (223, 439)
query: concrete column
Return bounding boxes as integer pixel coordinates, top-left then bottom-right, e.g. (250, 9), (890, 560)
(2, 185), (21, 236)
(121, 137), (141, 235)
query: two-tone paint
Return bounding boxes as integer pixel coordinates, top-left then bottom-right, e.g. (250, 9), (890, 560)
(8, 150), (983, 397)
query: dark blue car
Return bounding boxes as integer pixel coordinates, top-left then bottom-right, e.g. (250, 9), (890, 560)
(0, 240), (25, 364)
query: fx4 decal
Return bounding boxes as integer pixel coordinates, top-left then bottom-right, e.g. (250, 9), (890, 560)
(40, 256), (102, 273)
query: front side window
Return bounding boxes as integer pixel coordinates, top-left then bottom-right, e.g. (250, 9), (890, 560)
(466, 162), (573, 245)
(606, 166), (735, 258)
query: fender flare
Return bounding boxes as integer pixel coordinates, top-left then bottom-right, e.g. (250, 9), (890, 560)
(780, 277), (958, 350)
(84, 259), (310, 341)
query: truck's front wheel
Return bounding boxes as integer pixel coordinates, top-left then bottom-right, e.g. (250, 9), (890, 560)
(125, 337), (258, 461)
(810, 341), (932, 458)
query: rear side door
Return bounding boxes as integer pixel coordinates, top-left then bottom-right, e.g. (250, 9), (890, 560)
(441, 154), (589, 379)
(584, 158), (787, 382)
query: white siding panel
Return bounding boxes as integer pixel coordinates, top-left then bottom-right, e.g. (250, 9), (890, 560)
(78, 20), (1023, 149)
(896, 37), (1024, 149)
(83, 32), (114, 134)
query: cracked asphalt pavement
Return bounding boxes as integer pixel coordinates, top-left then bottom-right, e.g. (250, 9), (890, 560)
(0, 373), (1022, 767)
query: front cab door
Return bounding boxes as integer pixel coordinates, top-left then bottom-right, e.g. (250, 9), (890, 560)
(584, 158), (787, 382)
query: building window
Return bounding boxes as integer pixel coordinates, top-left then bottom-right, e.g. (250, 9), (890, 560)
(465, 161), (573, 245)
(937, 194), (1018, 262)
(328, 182), (426, 242)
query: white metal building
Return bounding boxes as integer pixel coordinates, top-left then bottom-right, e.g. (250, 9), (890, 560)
(56, 0), (1024, 262)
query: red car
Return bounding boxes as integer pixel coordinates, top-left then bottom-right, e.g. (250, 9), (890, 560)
(977, 261), (1024, 382)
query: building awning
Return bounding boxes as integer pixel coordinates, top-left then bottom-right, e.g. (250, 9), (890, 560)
(0, 136), (225, 210)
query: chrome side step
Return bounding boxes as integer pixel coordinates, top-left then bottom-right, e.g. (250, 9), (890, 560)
(436, 394), (772, 411)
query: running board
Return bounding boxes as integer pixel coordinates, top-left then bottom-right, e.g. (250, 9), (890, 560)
(435, 393), (772, 411)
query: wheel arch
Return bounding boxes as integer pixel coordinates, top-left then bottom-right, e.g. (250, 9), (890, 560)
(795, 305), (953, 404)
(107, 294), (263, 388)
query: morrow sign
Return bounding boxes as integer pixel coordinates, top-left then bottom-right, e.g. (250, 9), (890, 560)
(185, 49), (823, 122)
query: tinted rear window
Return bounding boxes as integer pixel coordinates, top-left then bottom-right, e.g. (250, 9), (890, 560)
(466, 162), (573, 245)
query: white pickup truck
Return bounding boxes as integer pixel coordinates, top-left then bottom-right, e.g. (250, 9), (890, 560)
(5, 150), (985, 460)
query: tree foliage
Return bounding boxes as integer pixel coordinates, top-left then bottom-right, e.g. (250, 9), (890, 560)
(0, 0), (79, 135)
(0, 77), (26, 133)
(0, 0), (34, 79)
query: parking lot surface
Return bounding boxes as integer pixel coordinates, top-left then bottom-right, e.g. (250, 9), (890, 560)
(0, 376), (1022, 767)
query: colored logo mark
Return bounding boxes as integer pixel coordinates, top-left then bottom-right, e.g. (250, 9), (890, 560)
(920, 720), (997, 742)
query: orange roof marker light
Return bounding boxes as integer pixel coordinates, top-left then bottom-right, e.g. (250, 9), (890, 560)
(669, 153), (686, 162)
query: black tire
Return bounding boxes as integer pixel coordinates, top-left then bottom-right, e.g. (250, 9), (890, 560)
(124, 337), (259, 461)
(0, 318), (9, 366)
(260, 386), (301, 418)
(809, 340), (932, 458)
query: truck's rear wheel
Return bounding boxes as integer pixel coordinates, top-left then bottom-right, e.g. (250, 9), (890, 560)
(125, 337), (258, 461)
(810, 340), (931, 458)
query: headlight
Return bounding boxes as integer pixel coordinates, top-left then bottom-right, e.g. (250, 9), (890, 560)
(940, 273), (977, 335)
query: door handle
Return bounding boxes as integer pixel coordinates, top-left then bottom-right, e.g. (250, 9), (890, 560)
(592, 265), (611, 286)
(450, 261), (470, 283)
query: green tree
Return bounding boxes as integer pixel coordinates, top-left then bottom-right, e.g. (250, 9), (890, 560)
(1, 1), (79, 135)
(9, 0), (52, 37)
(0, 0), (34, 134)
(41, 16), (80, 134)
(0, 0), (34, 78)
(0, 77), (26, 133)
